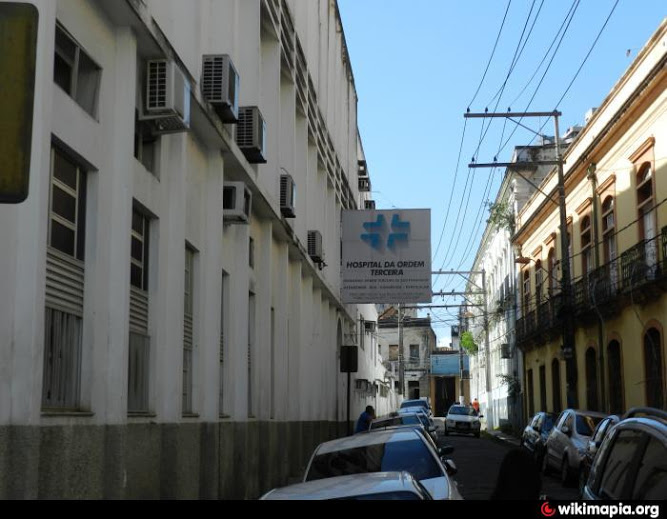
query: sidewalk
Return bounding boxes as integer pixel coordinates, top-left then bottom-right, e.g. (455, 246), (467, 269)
(485, 429), (522, 448)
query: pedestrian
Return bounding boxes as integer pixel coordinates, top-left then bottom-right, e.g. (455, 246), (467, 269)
(472, 398), (480, 414)
(355, 405), (375, 433)
(490, 448), (542, 500)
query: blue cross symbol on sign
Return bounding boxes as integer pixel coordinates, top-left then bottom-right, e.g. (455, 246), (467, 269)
(361, 214), (410, 250)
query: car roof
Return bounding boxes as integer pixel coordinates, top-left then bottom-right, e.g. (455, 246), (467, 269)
(313, 428), (422, 455)
(398, 407), (428, 414)
(372, 413), (423, 424)
(262, 471), (428, 500)
(401, 399), (429, 406)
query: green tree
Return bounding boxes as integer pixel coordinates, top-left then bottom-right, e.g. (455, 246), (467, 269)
(460, 331), (478, 355)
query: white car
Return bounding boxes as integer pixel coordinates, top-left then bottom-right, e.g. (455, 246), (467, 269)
(260, 471), (433, 500)
(444, 404), (482, 438)
(303, 428), (462, 500)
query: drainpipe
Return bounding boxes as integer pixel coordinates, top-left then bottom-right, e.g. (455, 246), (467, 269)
(588, 163), (607, 412)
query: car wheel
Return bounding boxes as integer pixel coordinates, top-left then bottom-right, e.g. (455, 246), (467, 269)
(561, 457), (573, 487)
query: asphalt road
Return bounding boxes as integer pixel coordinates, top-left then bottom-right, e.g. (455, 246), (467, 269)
(435, 430), (581, 501)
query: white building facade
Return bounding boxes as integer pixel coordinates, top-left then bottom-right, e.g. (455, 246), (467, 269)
(0, 0), (395, 499)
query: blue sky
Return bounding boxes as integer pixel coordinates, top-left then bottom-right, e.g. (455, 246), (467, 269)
(338, 0), (666, 342)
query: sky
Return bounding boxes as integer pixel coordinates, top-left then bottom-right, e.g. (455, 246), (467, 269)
(337, 0), (666, 345)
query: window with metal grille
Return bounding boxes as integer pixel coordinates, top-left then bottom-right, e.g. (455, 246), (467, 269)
(183, 246), (195, 414)
(42, 307), (82, 410)
(49, 147), (86, 260)
(53, 23), (101, 118)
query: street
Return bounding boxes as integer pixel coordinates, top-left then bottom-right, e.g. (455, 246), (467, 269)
(436, 431), (580, 500)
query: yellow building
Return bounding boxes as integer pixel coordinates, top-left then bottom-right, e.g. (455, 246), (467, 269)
(514, 19), (667, 417)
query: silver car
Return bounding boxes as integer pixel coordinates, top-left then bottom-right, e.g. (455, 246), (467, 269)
(444, 404), (482, 438)
(543, 408), (606, 487)
(260, 471), (433, 500)
(303, 428), (462, 500)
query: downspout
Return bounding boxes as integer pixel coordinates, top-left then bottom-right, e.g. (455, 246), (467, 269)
(588, 163), (607, 412)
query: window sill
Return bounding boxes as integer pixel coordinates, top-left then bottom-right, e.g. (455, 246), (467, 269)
(128, 412), (157, 418)
(41, 410), (94, 417)
(219, 414), (231, 419)
(182, 413), (200, 419)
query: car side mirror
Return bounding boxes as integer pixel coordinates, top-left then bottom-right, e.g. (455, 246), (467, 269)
(443, 459), (458, 476)
(439, 445), (454, 456)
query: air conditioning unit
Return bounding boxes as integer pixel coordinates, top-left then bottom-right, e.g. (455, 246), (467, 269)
(201, 54), (239, 123)
(358, 160), (368, 177)
(358, 177), (371, 192)
(223, 182), (252, 224)
(280, 174), (296, 218)
(308, 230), (323, 263)
(236, 106), (267, 164)
(364, 200), (376, 210)
(142, 59), (190, 133)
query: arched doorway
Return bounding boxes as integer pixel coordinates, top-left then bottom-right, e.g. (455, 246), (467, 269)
(586, 347), (598, 411)
(607, 340), (623, 414)
(644, 327), (664, 408)
(551, 358), (561, 413)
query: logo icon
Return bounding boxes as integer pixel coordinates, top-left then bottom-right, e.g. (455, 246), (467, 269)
(541, 502), (556, 517)
(361, 213), (410, 250)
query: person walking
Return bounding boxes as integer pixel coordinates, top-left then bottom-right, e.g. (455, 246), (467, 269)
(472, 398), (480, 414)
(355, 405), (375, 433)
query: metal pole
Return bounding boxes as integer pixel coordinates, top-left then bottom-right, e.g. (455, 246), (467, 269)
(554, 114), (577, 408)
(482, 269), (494, 428)
(347, 371), (351, 435)
(398, 304), (404, 396)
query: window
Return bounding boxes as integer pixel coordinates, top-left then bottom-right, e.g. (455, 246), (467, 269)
(128, 207), (150, 414)
(183, 246), (195, 414)
(409, 344), (419, 363)
(249, 237), (255, 269)
(134, 109), (159, 174)
(49, 147), (86, 260)
(389, 344), (398, 361)
(130, 208), (149, 290)
(548, 248), (557, 295)
(598, 430), (644, 499)
(522, 269), (531, 313)
(42, 307), (82, 409)
(601, 196), (618, 288)
(633, 436), (667, 500)
(586, 347), (598, 411)
(637, 163), (655, 241)
(54, 24), (101, 117)
(644, 327), (664, 409)
(607, 340), (624, 415)
(535, 260), (543, 304)
(581, 215), (592, 275)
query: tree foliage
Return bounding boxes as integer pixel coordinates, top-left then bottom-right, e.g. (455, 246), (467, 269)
(486, 200), (515, 234)
(460, 331), (478, 355)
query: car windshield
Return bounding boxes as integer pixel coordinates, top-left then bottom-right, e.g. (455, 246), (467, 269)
(449, 406), (476, 416)
(543, 415), (554, 432)
(400, 400), (428, 409)
(576, 414), (603, 436)
(306, 440), (442, 482)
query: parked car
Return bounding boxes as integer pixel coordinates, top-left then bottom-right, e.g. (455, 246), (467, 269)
(303, 427), (462, 500)
(261, 471), (434, 500)
(399, 399), (433, 416)
(543, 409), (607, 486)
(578, 414), (620, 494)
(521, 411), (556, 467)
(444, 404), (482, 438)
(582, 407), (667, 500)
(371, 412), (438, 444)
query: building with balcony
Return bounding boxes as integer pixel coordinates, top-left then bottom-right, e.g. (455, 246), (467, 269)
(0, 0), (396, 499)
(513, 19), (667, 417)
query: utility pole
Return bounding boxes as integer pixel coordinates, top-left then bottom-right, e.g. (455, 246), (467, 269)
(398, 303), (404, 395)
(465, 110), (577, 409)
(481, 269), (494, 428)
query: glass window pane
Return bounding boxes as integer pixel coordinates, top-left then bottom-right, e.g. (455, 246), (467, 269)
(75, 51), (101, 117)
(50, 219), (75, 256)
(52, 185), (77, 223)
(633, 436), (667, 500)
(130, 264), (143, 289)
(53, 151), (78, 190)
(54, 53), (73, 94)
(131, 236), (143, 262)
(598, 430), (644, 499)
(132, 210), (144, 235)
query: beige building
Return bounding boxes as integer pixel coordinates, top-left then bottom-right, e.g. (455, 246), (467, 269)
(514, 19), (667, 417)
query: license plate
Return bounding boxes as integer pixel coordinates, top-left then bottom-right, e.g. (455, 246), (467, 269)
(457, 423), (470, 429)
